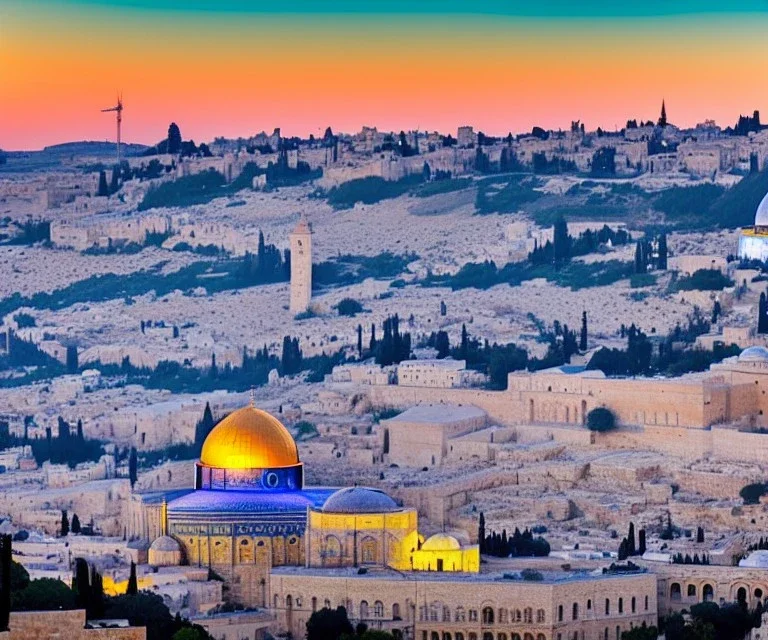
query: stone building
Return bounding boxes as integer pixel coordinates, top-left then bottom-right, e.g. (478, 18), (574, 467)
(383, 404), (488, 468)
(289, 215), (312, 315)
(738, 189), (768, 261)
(0, 610), (144, 640)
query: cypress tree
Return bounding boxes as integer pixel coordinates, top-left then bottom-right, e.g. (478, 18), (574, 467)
(697, 526), (704, 543)
(638, 528), (646, 555)
(97, 171), (109, 197)
(460, 324), (469, 361)
(357, 324), (363, 359)
(478, 512), (485, 554)
(128, 447), (138, 488)
(759, 293), (768, 334)
(579, 311), (588, 352)
(658, 233), (668, 270)
(0, 535), (10, 631)
(628, 522), (636, 555)
(71, 514), (81, 534)
(60, 510), (70, 537)
(127, 561), (138, 595)
(369, 324), (377, 353)
(73, 558), (90, 609)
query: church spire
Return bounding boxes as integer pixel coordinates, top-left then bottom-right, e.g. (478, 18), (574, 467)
(658, 99), (667, 127)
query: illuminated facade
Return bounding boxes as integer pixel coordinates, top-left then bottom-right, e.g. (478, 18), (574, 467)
(157, 404), (477, 607)
(738, 190), (768, 261)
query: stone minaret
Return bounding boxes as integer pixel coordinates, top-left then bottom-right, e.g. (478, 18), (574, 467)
(289, 215), (312, 315)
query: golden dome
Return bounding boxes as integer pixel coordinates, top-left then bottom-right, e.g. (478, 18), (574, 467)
(421, 534), (461, 551)
(200, 406), (299, 469)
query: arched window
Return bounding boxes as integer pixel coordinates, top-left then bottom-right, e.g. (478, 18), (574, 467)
(430, 605), (439, 622)
(374, 601), (384, 618)
(443, 606), (451, 622)
(483, 634), (493, 640)
(469, 635), (478, 640)
(469, 609), (478, 622)
(513, 609), (521, 622)
(537, 636), (546, 640)
(311, 597), (317, 612)
(687, 585), (696, 598)
(432, 633), (440, 640)
(285, 595), (292, 608)
(393, 602), (401, 620)
(572, 603), (579, 620)
(443, 634), (452, 640)
(511, 635), (522, 640)
(482, 607), (494, 624)
(737, 587), (748, 603)
(523, 634), (534, 640)
(587, 599), (592, 610)
(557, 605), (563, 622)
(536, 609), (545, 623)
(605, 598), (610, 615)
(631, 596), (636, 613)
(360, 600), (369, 619)
(419, 605), (428, 621)
(498, 608), (508, 624)
(498, 635), (507, 640)
(524, 608), (532, 623)
(645, 595), (649, 610)
(324, 535), (342, 565)
(455, 607), (466, 622)
(360, 536), (378, 564)
(670, 583), (682, 601)
(618, 598), (623, 614)
(274, 594), (279, 608)
(456, 635), (464, 640)
(703, 584), (714, 602)
(324, 599), (331, 609)
(756, 588), (764, 600)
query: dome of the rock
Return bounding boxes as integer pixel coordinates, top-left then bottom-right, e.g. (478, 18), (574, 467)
(200, 405), (299, 470)
(322, 487), (400, 514)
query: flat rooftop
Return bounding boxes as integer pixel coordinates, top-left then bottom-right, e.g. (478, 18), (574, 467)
(385, 404), (486, 425)
(270, 565), (648, 585)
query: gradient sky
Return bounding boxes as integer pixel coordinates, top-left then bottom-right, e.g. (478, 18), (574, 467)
(2, 0), (768, 150)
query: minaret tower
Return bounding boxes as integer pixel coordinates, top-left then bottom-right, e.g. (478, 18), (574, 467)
(289, 215), (312, 315)
(658, 99), (667, 128)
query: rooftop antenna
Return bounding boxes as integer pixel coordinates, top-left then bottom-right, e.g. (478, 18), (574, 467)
(101, 93), (123, 164)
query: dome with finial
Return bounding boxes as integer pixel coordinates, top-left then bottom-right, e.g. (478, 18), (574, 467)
(200, 405), (299, 470)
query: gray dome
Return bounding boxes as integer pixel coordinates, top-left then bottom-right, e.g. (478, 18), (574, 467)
(149, 535), (181, 552)
(738, 346), (768, 363)
(756, 191), (768, 227)
(322, 487), (399, 514)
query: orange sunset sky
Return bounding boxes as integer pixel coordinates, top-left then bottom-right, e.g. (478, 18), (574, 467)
(2, 1), (768, 149)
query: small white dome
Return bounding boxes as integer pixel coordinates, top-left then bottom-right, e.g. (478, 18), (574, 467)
(755, 191), (768, 227)
(150, 535), (181, 553)
(738, 346), (768, 363)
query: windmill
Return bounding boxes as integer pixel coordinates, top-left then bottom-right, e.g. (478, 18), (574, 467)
(101, 94), (123, 164)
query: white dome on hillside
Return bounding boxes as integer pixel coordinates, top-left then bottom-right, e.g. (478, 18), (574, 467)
(738, 346), (768, 363)
(755, 191), (768, 226)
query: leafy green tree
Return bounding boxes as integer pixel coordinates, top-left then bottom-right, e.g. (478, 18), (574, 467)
(337, 298), (363, 317)
(306, 606), (354, 640)
(104, 591), (176, 639)
(586, 407), (616, 432)
(10, 561), (29, 592)
(171, 628), (210, 640)
(167, 123), (182, 155)
(11, 578), (77, 612)
(621, 622), (658, 640)
(740, 482), (767, 505)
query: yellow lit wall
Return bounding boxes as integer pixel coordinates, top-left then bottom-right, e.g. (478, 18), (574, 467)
(412, 546), (480, 573)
